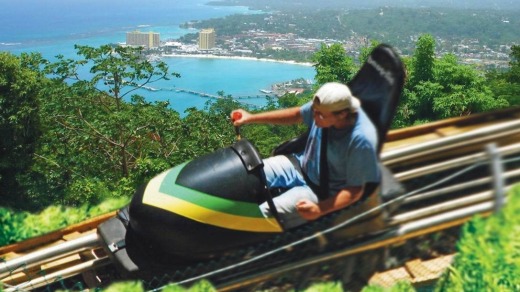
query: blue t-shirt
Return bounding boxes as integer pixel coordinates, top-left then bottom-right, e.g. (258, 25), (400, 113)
(297, 101), (380, 197)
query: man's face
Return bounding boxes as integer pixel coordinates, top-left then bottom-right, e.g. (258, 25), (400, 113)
(312, 105), (345, 128)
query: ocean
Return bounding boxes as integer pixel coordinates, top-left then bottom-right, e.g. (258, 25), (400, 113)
(0, 0), (315, 115)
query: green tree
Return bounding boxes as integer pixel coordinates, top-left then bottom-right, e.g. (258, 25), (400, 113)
(0, 52), (42, 206)
(488, 45), (520, 106)
(311, 43), (356, 87)
(177, 107), (236, 160)
(27, 45), (184, 206)
(507, 45), (520, 84)
(409, 34), (435, 87)
(432, 54), (508, 118)
(44, 44), (179, 176)
(394, 34), (507, 127)
(206, 91), (243, 117)
(276, 92), (309, 108)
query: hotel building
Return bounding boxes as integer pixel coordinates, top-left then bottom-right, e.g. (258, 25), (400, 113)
(126, 31), (160, 49)
(199, 28), (216, 50)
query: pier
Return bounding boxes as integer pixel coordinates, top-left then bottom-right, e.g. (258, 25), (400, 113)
(140, 85), (276, 108)
(143, 86), (276, 99)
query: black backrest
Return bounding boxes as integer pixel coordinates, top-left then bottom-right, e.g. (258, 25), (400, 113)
(348, 44), (405, 153)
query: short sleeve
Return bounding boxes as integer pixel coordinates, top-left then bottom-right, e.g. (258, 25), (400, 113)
(300, 102), (313, 127)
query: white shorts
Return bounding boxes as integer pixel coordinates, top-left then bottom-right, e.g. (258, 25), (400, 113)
(260, 155), (319, 229)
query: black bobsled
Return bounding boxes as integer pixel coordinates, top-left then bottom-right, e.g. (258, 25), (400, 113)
(97, 44), (406, 280)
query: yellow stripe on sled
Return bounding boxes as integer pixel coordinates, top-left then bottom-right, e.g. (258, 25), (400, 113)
(143, 171), (283, 233)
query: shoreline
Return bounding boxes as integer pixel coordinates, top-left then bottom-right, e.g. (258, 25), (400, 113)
(161, 53), (314, 67)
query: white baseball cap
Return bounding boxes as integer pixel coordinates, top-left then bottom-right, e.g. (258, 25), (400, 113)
(312, 82), (360, 112)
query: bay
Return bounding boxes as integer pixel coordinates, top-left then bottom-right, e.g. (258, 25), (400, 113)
(142, 57), (314, 113)
(0, 0), (315, 115)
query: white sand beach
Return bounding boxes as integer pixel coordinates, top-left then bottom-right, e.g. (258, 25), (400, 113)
(161, 53), (314, 67)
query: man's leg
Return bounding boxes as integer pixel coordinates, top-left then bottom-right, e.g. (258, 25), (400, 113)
(259, 186), (318, 229)
(261, 155), (319, 229)
(263, 155), (305, 188)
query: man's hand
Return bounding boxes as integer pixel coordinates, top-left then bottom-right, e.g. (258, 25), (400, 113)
(296, 199), (321, 221)
(230, 109), (251, 126)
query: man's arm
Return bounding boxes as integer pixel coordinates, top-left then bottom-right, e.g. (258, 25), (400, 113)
(231, 107), (303, 126)
(296, 186), (365, 221)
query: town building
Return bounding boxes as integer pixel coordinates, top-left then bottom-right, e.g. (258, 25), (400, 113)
(126, 31), (160, 49)
(199, 28), (216, 50)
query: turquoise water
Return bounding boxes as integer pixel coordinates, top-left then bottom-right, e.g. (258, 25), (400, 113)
(0, 0), (315, 115)
(144, 57), (313, 113)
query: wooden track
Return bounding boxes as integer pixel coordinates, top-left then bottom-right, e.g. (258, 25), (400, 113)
(0, 213), (115, 289)
(368, 254), (455, 288)
(2, 106), (520, 291)
(0, 212), (115, 256)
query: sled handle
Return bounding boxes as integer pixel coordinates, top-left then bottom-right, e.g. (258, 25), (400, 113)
(232, 112), (242, 140)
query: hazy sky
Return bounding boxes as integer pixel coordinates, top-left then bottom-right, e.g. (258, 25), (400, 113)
(218, 0), (520, 10)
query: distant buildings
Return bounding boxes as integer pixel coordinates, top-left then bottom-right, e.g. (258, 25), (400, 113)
(126, 31), (160, 49)
(199, 28), (216, 50)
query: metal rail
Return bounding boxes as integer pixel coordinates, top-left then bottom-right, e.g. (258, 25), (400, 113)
(389, 186), (512, 226)
(394, 142), (520, 181)
(4, 257), (111, 292)
(403, 168), (520, 205)
(0, 233), (100, 279)
(381, 119), (520, 165)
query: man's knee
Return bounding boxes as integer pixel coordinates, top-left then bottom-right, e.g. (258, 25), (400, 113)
(263, 155), (302, 188)
(259, 200), (307, 230)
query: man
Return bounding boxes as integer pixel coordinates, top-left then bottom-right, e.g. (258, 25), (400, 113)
(231, 82), (380, 229)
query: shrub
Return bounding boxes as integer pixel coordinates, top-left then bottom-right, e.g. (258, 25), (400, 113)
(436, 185), (520, 291)
(0, 197), (128, 246)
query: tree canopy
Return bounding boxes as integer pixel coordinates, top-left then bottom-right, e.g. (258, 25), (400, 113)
(312, 43), (356, 87)
(0, 52), (42, 206)
(394, 34), (509, 127)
